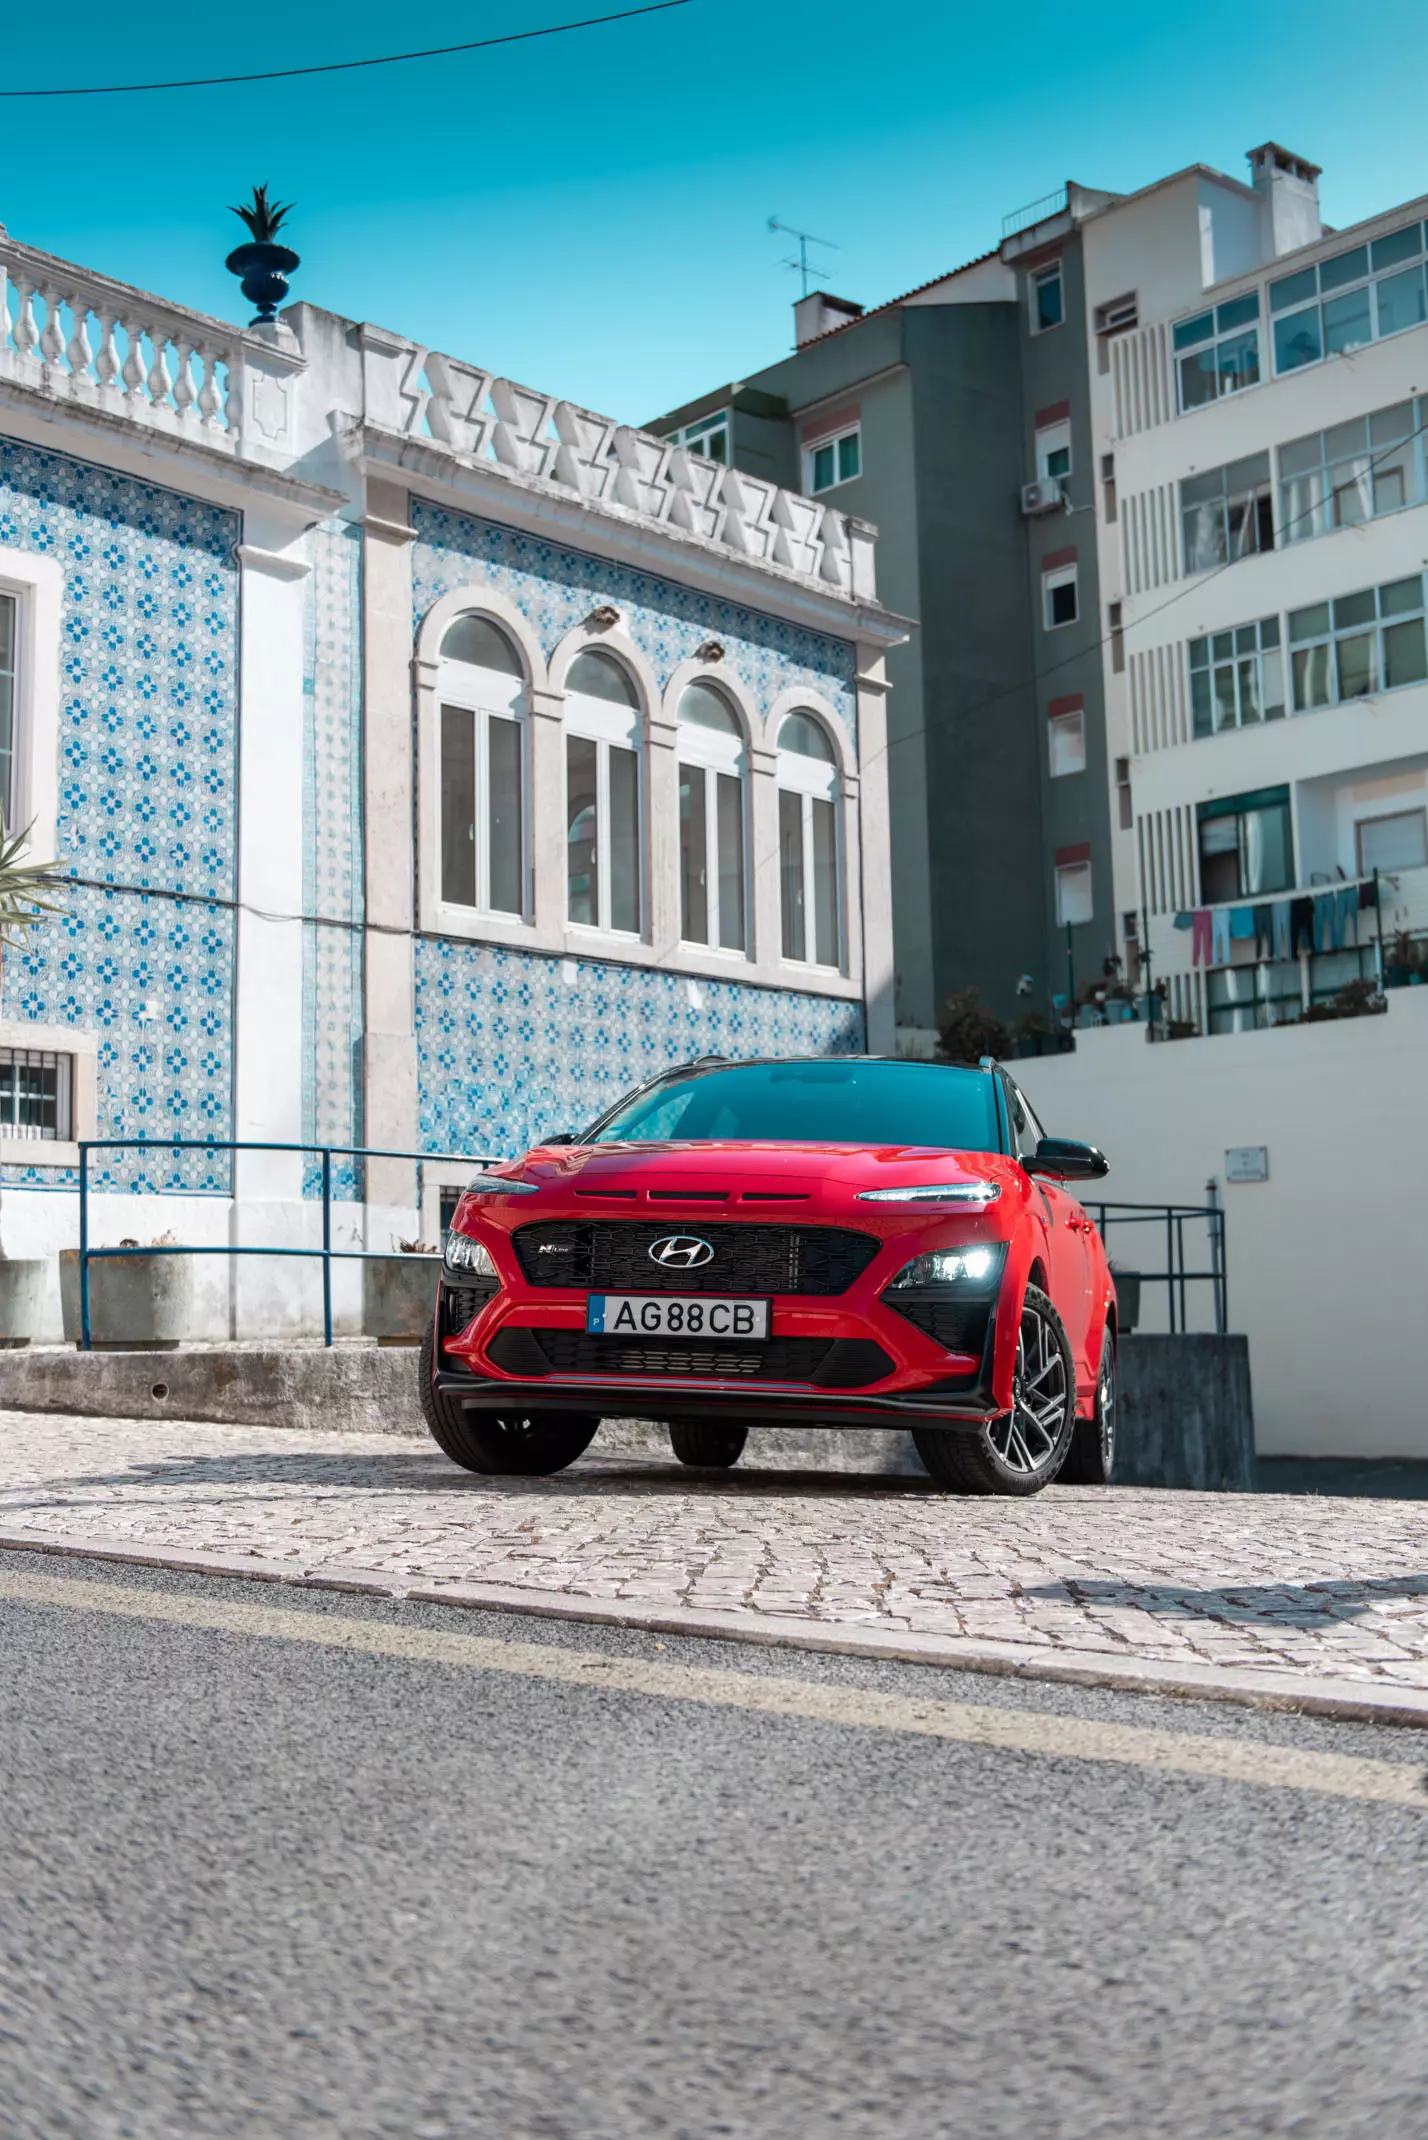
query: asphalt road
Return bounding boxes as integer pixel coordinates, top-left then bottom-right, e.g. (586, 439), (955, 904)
(2, 1545), (1427, 2140)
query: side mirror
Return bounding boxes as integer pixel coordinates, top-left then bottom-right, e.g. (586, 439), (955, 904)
(1025, 1136), (1109, 1182)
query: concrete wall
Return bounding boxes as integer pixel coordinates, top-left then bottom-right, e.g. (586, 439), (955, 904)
(1011, 992), (1428, 1458)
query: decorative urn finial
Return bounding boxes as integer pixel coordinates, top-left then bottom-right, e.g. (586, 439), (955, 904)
(225, 184), (300, 326)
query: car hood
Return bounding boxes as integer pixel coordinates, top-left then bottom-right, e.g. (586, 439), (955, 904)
(508, 1140), (1016, 1206)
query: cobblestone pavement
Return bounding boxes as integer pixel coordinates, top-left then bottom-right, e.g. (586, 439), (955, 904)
(2, 1409), (1428, 1688)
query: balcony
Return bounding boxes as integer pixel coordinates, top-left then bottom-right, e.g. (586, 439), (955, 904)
(1144, 865), (1428, 1036)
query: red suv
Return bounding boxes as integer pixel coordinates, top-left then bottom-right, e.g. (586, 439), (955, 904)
(420, 1056), (1117, 1496)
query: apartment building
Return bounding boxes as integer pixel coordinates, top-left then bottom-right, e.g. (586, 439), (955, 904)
(648, 188), (1122, 1033)
(1080, 145), (1428, 1035)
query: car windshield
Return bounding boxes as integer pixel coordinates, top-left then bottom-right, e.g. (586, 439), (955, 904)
(586, 1060), (1002, 1152)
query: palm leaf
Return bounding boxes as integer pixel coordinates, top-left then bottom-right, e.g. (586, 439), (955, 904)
(0, 819), (66, 948)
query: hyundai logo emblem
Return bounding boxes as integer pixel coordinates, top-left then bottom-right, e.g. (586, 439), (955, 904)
(648, 1234), (716, 1270)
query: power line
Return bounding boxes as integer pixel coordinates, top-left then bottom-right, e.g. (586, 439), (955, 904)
(0, 1), (692, 99)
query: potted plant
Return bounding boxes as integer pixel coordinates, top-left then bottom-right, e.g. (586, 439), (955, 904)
(362, 1239), (443, 1345)
(0, 817), (64, 1345)
(225, 185), (301, 325)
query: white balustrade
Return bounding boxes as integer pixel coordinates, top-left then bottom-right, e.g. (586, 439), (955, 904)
(0, 239), (252, 454)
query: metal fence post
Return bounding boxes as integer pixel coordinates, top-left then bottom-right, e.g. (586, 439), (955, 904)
(79, 1141), (91, 1352)
(321, 1147), (333, 1349)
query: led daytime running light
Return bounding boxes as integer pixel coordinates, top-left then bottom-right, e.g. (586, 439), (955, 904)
(857, 1181), (1001, 1205)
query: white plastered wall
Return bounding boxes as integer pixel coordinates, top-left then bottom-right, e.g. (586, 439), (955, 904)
(1011, 994), (1428, 1458)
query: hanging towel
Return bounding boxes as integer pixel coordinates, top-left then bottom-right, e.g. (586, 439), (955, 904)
(1210, 909), (1233, 966)
(1191, 910), (1213, 966)
(1173, 910), (1194, 931)
(1272, 900), (1292, 961)
(1290, 897), (1315, 956)
(1359, 878), (1378, 911)
(1229, 906), (1257, 939)
(1336, 884), (1358, 946)
(1253, 905), (1274, 959)
(1313, 890), (1339, 952)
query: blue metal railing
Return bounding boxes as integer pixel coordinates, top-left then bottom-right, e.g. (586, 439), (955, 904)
(77, 1139), (499, 1351)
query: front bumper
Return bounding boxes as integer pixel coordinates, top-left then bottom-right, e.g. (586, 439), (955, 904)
(433, 1309), (1002, 1429)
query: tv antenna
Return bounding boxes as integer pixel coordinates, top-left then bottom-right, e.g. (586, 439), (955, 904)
(767, 215), (838, 296)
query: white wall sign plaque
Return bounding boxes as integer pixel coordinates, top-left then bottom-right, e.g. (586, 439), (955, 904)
(1225, 1145), (1269, 1183)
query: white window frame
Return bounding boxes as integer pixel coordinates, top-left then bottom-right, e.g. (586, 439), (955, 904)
(1356, 806), (1428, 876)
(1270, 218), (1428, 380)
(1042, 563), (1078, 631)
(677, 707), (748, 956)
(1279, 397), (1427, 548)
(0, 548), (61, 857)
(564, 681), (644, 940)
(804, 424), (862, 496)
(436, 643), (528, 921)
(1036, 419), (1072, 496)
(1047, 706), (1086, 777)
(1287, 575), (1428, 715)
(671, 410), (730, 463)
(1054, 860), (1093, 927)
(776, 728), (843, 972)
(0, 1019), (97, 1171)
(1172, 294), (1262, 413)
(1029, 262), (1064, 335)
(1188, 619), (1286, 737)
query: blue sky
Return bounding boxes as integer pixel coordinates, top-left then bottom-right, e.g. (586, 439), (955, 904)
(4, 0), (1428, 425)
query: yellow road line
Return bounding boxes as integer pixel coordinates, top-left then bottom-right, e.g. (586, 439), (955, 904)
(1, 1566), (1424, 1810)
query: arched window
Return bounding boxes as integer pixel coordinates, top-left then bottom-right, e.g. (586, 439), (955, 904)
(677, 682), (746, 952)
(564, 649), (641, 934)
(438, 614), (525, 916)
(776, 711), (840, 967)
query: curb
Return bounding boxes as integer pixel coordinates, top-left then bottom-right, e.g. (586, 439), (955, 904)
(2, 1523), (1427, 1729)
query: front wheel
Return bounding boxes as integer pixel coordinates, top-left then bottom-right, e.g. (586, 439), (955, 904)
(912, 1285), (1075, 1496)
(418, 1320), (599, 1476)
(669, 1422), (748, 1469)
(1062, 1324), (1116, 1485)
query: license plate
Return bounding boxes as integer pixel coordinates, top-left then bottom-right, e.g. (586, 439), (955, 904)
(586, 1294), (770, 1339)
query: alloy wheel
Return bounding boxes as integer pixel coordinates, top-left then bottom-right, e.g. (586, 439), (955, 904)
(1096, 1338), (1116, 1474)
(990, 1297), (1071, 1476)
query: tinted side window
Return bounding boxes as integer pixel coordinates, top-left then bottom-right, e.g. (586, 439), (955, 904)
(1003, 1077), (1045, 1160)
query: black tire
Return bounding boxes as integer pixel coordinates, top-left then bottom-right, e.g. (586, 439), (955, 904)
(668, 1421), (748, 1469)
(912, 1285), (1076, 1497)
(417, 1320), (599, 1476)
(1062, 1323), (1117, 1485)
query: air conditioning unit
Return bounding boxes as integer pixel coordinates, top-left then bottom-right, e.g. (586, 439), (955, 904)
(1021, 478), (1065, 516)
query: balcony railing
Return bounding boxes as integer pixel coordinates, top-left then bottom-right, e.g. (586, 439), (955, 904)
(1141, 864), (1428, 1035)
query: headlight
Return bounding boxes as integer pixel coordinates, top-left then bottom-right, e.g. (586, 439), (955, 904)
(444, 1231), (498, 1280)
(885, 1242), (1006, 1294)
(466, 1175), (541, 1197)
(858, 1182), (1001, 1206)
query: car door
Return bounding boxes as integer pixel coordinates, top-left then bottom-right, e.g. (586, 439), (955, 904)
(1003, 1076), (1093, 1374)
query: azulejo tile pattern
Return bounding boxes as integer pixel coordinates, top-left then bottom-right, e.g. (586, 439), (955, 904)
(414, 938), (864, 1160)
(0, 436), (237, 1193)
(301, 519), (365, 1201)
(409, 499), (858, 742)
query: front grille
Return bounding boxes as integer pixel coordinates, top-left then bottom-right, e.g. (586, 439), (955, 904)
(888, 1298), (993, 1357)
(512, 1222), (880, 1296)
(486, 1328), (894, 1387)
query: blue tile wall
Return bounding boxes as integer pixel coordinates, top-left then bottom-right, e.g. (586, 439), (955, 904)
(410, 499), (858, 742)
(415, 940), (864, 1160)
(0, 437), (237, 1193)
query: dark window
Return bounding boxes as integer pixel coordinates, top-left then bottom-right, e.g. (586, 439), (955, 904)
(1181, 454), (1274, 572)
(1197, 788), (1294, 903)
(0, 1049), (72, 1141)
